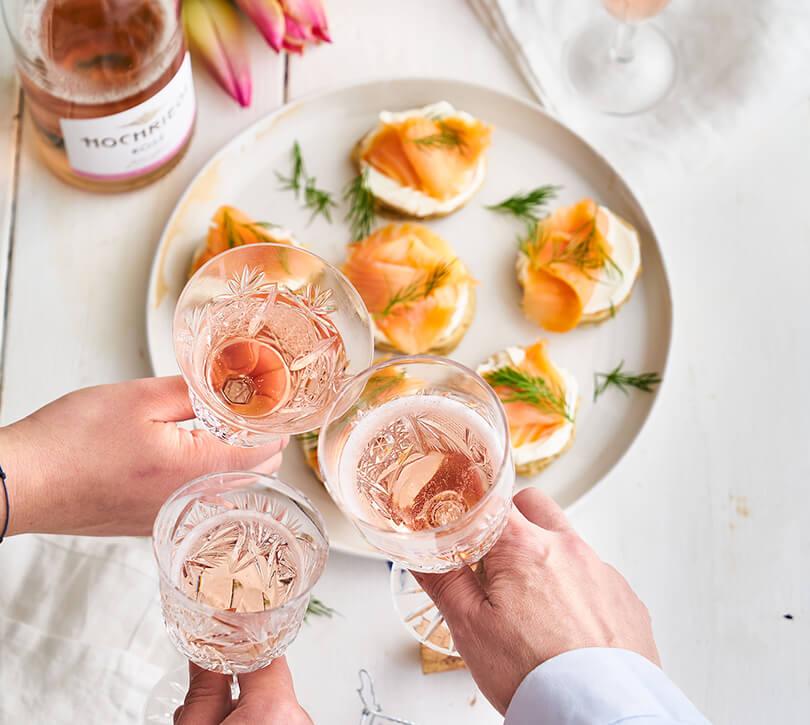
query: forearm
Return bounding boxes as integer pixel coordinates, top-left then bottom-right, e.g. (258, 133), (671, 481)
(0, 421), (50, 536)
(505, 648), (710, 725)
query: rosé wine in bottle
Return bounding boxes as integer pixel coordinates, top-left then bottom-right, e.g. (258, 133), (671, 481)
(2, 0), (196, 191)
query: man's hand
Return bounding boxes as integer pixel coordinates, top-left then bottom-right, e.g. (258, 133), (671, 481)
(415, 488), (660, 714)
(0, 377), (287, 537)
(174, 660), (312, 724)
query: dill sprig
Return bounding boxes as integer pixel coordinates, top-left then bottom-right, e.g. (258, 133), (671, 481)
(487, 185), (560, 229)
(276, 141), (336, 223)
(527, 215), (623, 281)
(411, 121), (467, 151)
(379, 261), (455, 317)
(343, 169), (377, 241)
(304, 596), (336, 622)
(276, 141), (306, 197)
(304, 176), (337, 223)
(483, 366), (572, 422)
(593, 361), (661, 402)
(548, 221), (622, 279)
(222, 210), (239, 249)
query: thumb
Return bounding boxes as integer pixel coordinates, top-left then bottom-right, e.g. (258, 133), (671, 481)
(142, 376), (197, 422)
(233, 657), (312, 723)
(412, 566), (487, 625)
(174, 663), (232, 724)
(512, 487), (571, 533)
(145, 374), (289, 471)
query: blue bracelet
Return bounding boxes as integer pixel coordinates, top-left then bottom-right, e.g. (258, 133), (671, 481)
(0, 465), (8, 542)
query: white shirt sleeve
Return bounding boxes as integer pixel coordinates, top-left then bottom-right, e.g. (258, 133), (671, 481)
(504, 648), (710, 725)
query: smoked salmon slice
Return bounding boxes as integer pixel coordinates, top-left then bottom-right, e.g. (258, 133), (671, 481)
(189, 205), (297, 277)
(362, 114), (492, 201)
(484, 340), (571, 448)
(519, 199), (615, 333)
(342, 223), (473, 354)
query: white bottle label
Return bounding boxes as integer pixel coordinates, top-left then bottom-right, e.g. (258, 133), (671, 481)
(60, 53), (196, 180)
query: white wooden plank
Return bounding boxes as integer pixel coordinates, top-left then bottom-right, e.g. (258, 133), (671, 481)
(573, 100), (810, 723)
(0, 33), (21, 383)
(0, 29), (285, 425)
(287, 0), (529, 100)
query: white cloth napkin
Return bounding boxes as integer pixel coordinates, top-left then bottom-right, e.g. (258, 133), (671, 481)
(469, 0), (810, 191)
(0, 535), (178, 723)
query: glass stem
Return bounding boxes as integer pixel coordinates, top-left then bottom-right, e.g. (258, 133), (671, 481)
(230, 673), (240, 700)
(610, 22), (637, 63)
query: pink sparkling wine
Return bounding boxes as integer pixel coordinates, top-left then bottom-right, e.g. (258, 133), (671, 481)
(339, 396), (501, 531)
(195, 279), (347, 426)
(602, 0), (670, 22)
(175, 511), (304, 614)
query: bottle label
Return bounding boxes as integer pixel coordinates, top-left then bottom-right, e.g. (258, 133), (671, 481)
(60, 53), (196, 180)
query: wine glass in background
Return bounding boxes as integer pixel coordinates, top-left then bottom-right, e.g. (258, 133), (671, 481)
(145, 471), (328, 723)
(563, 0), (676, 115)
(174, 243), (374, 447)
(318, 356), (515, 655)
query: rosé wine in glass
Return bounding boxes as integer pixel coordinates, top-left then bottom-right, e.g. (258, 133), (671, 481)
(339, 395), (499, 533)
(153, 472), (328, 675)
(603, 0), (671, 23)
(319, 356), (515, 656)
(174, 243), (374, 447)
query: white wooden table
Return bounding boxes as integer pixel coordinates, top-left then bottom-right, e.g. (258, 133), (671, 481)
(1, 1), (808, 722)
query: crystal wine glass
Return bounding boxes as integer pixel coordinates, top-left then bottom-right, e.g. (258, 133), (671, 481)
(145, 471), (328, 723)
(563, 0), (676, 115)
(318, 356), (515, 654)
(174, 243), (374, 447)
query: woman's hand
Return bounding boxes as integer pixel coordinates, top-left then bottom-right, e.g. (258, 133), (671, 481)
(175, 660), (312, 725)
(0, 376), (287, 537)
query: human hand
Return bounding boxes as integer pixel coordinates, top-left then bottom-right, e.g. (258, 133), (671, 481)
(0, 377), (286, 537)
(174, 659), (312, 725)
(415, 488), (660, 714)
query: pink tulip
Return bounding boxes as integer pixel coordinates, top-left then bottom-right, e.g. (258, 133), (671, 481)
(283, 0), (331, 44)
(235, 0), (286, 51)
(237, 0), (330, 54)
(183, 0), (252, 107)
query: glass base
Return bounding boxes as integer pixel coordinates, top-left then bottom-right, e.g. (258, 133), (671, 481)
(563, 17), (676, 115)
(144, 666), (240, 724)
(390, 565), (459, 657)
(189, 388), (282, 447)
(143, 666), (187, 725)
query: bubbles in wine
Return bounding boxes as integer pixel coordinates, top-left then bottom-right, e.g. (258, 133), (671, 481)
(174, 511), (303, 614)
(20, 0), (177, 104)
(340, 396), (501, 531)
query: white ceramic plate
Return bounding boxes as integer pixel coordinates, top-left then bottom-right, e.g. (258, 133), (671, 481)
(146, 78), (672, 560)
